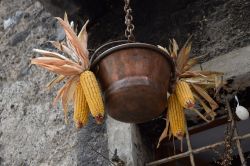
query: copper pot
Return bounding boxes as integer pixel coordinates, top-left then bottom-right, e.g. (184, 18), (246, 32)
(91, 41), (176, 123)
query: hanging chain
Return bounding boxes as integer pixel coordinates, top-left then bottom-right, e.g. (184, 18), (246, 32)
(124, 0), (135, 41)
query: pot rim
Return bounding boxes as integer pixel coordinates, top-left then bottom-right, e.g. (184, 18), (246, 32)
(90, 41), (176, 91)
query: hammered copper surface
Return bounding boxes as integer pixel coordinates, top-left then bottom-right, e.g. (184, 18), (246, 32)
(93, 46), (173, 123)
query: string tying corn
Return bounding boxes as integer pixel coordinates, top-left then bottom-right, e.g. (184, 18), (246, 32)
(80, 71), (104, 124)
(175, 80), (195, 109)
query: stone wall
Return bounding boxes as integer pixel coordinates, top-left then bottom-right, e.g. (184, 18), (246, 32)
(39, 0), (250, 61)
(0, 0), (108, 165)
(0, 0), (250, 165)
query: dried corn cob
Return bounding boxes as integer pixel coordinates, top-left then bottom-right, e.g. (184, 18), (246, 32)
(80, 71), (104, 124)
(175, 80), (195, 108)
(73, 82), (89, 128)
(168, 93), (186, 140)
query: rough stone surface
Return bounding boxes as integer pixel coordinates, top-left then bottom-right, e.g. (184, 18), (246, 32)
(38, 0), (250, 61)
(0, 0), (108, 166)
(1, 0), (250, 165)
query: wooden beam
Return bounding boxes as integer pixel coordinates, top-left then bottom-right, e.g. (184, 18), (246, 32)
(146, 133), (250, 165)
(188, 115), (228, 135)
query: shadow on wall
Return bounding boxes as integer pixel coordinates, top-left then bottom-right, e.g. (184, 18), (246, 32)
(39, 0), (250, 61)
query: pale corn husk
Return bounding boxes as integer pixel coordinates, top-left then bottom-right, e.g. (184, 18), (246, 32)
(158, 37), (224, 147)
(31, 13), (103, 127)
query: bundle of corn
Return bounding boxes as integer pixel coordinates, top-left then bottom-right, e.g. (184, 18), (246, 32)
(31, 13), (104, 128)
(157, 37), (224, 146)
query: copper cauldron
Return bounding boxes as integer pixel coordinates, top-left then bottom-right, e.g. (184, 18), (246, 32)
(90, 41), (176, 123)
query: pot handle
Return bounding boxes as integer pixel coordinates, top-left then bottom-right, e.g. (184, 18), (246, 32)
(90, 40), (131, 64)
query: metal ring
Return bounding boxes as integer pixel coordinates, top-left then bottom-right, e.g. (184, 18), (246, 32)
(90, 40), (130, 64)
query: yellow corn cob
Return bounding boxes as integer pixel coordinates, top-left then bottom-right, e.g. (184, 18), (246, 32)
(168, 93), (186, 140)
(73, 82), (89, 128)
(175, 80), (195, 108)
(80, 70), (104, 124)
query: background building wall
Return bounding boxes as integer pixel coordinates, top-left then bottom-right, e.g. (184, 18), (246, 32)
(0, 0), (249, 165)
(0, 0), (108, 165)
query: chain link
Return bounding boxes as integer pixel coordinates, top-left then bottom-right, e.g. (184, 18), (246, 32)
(124, 0), (135, 41)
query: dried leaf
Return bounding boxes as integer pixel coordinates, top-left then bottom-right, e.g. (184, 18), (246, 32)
(46, 75), (65, 90)
(176, 37), (192, 73)
(182, 77), (209, 84)
(193, 71), (224, 76)
(191, 108), (211, 123)
(78, 20), (89, 53)
(168, 41), (173, 57)
(193, 93), (216, 120)
(181, 71), (223, 84)
(181, 71), (204, 78)
(65, 36), (77, 57)
(56, 17), (89, 67)
(36, 63), (81, 76)
(36, 64), (66, 74)
(67, 79), (78, 103)
(157, 119), (170, 148)
(31, 55), (83, 75)
(61, 77), (78, 123)
(183, 58), (198, 72)
(53, 82), (68, 107)
(157, 45), (170, 55)
(70, 21), (76, 32)
(182, 77), (217, 87)
(31, 57), (66, 66)
(172, 39), (179, 59)
(50, 41), (79, 63)
(61, 64), (82, 73)
(50, 41), (63, 50)
(191, 83), (219, 111)
(33, 49), (68, 60)
(31, 57), (80, 67)
(214, 75), (224, 96)
(35, 58), (81, 69)
(64, 12), (69, 25)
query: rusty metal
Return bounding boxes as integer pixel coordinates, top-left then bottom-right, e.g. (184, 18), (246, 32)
(124, 0), (135, 41)
(91, 42), (176, 123)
